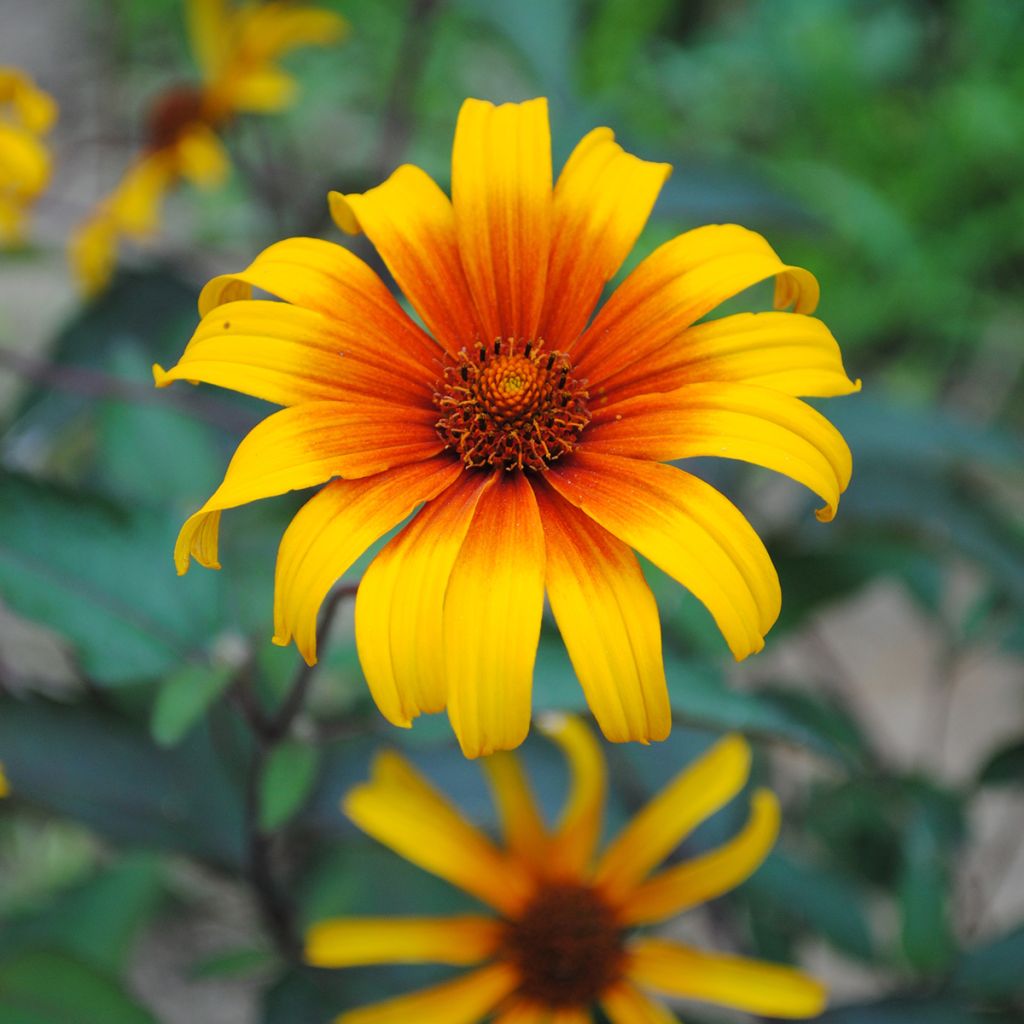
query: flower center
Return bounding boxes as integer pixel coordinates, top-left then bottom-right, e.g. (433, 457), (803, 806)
(501, 881), (625, 1008)
(145, 85), (206, 151)
(434, 339), (590, 472)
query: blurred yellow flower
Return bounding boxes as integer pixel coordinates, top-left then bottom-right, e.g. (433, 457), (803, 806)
(306, 717), (826, 1023)
(70, 0), (346, 294)
(158, 97), (858, 757)
(0, 762), (9, 797)
(0, 68), (57, 245)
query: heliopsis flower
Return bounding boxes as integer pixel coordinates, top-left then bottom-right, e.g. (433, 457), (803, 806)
(306, 717), (826, 1023)
(157, 97), (859, 757)
(0, 68), (57, 244)
(70, 0), (346, 293)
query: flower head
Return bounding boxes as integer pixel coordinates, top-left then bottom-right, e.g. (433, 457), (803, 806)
(0, 68), (57, 245)
(70, 0), (346, 293)
(306, 717), (826, 1023)
(158, 97), (859, 756)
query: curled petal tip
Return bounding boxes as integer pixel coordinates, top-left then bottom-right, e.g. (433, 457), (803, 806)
(328, 190), (360, 235)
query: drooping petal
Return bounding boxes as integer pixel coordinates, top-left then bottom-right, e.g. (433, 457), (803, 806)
(444, 471), (546, 758)
(575, 224), (818, 389)
(174, 401), (444, 574)
(273, 457), (463, 663)
(624, 789), (780, 925)
(586, 382), (853, 521)
(107, 151), (178, 237)
(354, 471), (495, 726)
(534, 481), (669, 744)
(197, 237), (441, 373)
(344, 750), (532, 915)
(594, 734), (751, 900)
(334, 963), (518, 1024)
(330, 165), (481, 355)
(154, 299), (433, 407)
(600, 982), (678, 1024)
(545, 452), (780, 660)
(625, 940), (827, 1019)
(480, 751), (548, 868)
(600, 311), (860, 404)
(305, 915), (501, 967)
(451, 97), (552, 343)
(537, 713), (606, 877)
(176, 123), (230, 187)
(539, 127), (671, 349)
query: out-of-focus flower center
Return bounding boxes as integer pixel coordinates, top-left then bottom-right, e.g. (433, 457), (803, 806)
(501, 880), (624, 1007)
(145, 85), (206, 151)
(434, 339), (590, 472)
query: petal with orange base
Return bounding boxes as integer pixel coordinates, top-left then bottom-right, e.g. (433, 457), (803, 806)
(443, 472), (546, 758)
(540, 127), (670, 349)
(272, 457), (463, 663)
(546, 452), (779, 660)
(626, 939), (827, 1019)
(534, 481), (669, 744)
(600, 982), (677, 1024)
(452, 98), (552, 343)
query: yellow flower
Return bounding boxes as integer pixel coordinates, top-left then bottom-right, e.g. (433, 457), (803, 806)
(306, 717), (826, 1023)
(157, 97), (859, 757)
(0, 68), (57, 245)
(70, 0), (346, 294)
(0, 762), (9, 798)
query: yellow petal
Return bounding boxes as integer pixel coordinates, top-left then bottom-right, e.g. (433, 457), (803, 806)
(154, 299), (433, 408)
(173, 401), (443, 575)
(540, 126), (671, 348)
(273, 457), (463, 663)
(232, 2), (347, 63)
(344, 750), (532, 915)
(444, 471), (546, 758)
(305, 915), (501, 967)
(575, 224), (818, 391)
(546, 452), (780, 660)
(330, 165), (481, 355)
(176, 123), (230, 187)
(0, 69), (57, 133)
(600, 982), (678, 1024)
(197, 237), (441, 372)
(537, 713), (606, 877)
(594, 734), (751, 899)
(219, 68), (297, 113)
(354, 471), (495, 726)
(68, 214), (117, 295)
(0, 762), (10, 798)
(586, 382), (853, 521)
(626, 939), (827, 1019)
(106, 152), (177, 236)
(0, 123), (50, 195)
(624, 789), (780, 925)
(603, 311), (860, 403)
(186, 0), (230, 80)
(534, 481), (669, 744)
(334, 963), (517, 1024)
(451, 97), (552, 342)
(490, 1001), (547, 1024)
(480, 751), (548, 868)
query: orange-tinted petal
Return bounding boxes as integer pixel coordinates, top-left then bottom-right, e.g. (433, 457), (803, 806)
(540, 127), (670, 349)
(575, 224), (818, 390)
(198, 237), (440, 374)
(624, 789), (780, 925)
(344, 750), (532, 915)
(173, 401), (443, 574)
(330, 165), (481, 355)
(594, 734), (751, 900)
(601, 311), (860, 404)
(354, 471), (495, 726)
(490, 1000), (547, 1024)
(626, 939), (827, 1019)
(273, 457), (463, 663)
(534, 482), (669, 744)
(586, 382), (853, 521)
(306, 915), (501, 967)
(546, 452), (779, 659)
(452, 98), (552, 343)
(444, 471), (546, 758)
(334, 963), (518, 1024)
(601, 982), (678, 1024)
(155, 299), (433, 408)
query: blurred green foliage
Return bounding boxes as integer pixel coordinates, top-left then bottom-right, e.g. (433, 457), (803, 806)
(1, 0), (1023, 1022)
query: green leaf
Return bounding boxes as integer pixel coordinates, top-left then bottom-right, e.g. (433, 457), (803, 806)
(151, 663), (235, 747)
(0, 473), (221, 684)
(190, 947), (277, 980)
(0, 951), (155, 1024)
(260, 741), (321, 833)
(899, 809), (956, 972)
(976, 739), (1024, 788)
(579, 0), (673, 94)
(954, 924), (1024, 999)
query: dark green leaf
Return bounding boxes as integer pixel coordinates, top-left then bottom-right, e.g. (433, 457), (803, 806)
(259, 741), (321, 832)
(954, 924), (1024, 998)
(899, 809), (956, 972)
(977, 739), (1024, 788)
(151, 663), (235, 747)
(190, 947), (277, 980)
